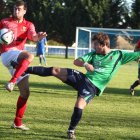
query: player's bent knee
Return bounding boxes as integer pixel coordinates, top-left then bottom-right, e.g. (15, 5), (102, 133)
(28, 53), (34, 62)
(75, 97), (87, 109)
(52, 67), (61, 76)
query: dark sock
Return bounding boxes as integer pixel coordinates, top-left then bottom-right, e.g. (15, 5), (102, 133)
(39, 57), (42, 65)
(68, 107), (83, 131)
(131, 80), (139, 89)
(25, 66), (53, 76)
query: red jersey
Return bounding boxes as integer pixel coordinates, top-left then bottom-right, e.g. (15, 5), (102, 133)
(0, 17), (37, 53)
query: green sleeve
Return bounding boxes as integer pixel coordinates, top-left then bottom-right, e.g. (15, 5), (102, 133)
(121, 51), (140, 65)
(79, 51), (95, 63)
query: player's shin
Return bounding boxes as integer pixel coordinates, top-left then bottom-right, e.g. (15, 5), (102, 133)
(68, 107), (83, 131)
(25, 66), (53, 76)
(14, 96), (27, 126)
(131, 80), (139, 89)
(10, 59), (30, 83)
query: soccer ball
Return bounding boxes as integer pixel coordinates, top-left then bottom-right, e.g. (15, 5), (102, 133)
(0, 28), (14, 45)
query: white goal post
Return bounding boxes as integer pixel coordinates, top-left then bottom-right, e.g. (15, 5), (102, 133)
(75, 27), (140, 59)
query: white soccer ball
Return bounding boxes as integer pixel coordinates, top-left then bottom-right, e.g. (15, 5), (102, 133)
(0, 28), (14, 45)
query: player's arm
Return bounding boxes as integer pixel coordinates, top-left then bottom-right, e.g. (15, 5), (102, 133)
(121, 51), (140, 64)
(32, 32), (47, 42)
(27, 23), (47, 42)
(74, 58), (94, 72)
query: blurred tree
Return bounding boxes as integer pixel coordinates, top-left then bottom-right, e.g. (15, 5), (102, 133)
(0, 0), (6, 19)
(48, 0), (91, 58)
(86, 0), (129, 28)
(131, 0), (140, 29)
(86, 0), (109, 27)
(25, 0), (49, 31)
(103, 0), (129, 28)
(0, 0), (132, 58)
(0, 0), (14, 19)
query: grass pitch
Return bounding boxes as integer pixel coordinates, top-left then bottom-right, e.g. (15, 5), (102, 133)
(0, 56), (140, 140)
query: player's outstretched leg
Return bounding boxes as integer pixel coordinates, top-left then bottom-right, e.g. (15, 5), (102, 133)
(25, 66), (53, 76)
(25, 66), (68, 82)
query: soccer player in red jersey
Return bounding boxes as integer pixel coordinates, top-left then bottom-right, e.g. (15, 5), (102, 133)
(130, 40), (140, 95)
(0, 0), (46, 130)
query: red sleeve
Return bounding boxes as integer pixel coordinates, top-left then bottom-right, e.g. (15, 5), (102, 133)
(27, 22), (37, 40)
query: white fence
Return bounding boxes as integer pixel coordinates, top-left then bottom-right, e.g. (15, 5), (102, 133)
(25, 44), (133, 57)
(25, 44), (76, 56)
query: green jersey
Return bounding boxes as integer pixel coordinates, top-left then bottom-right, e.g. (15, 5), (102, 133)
(80, 50), (140, 96)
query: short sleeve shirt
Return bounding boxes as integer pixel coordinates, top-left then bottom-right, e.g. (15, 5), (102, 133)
(80, 50), (140, 95)
(0, 17), (37, 53)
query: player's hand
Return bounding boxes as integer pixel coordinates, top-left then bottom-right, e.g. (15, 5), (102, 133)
(84, 63), (94, 72)
(38, 32), (47, 40)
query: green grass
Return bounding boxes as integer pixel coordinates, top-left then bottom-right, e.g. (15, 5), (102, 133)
(0, 56), (140, 140)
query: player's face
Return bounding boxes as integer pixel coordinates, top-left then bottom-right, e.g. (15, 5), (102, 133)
(13, 5), (26, 20)
(92, 41), (105, 54)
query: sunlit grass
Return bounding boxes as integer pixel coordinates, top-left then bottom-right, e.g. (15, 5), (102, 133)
(0, 56), (140, 140)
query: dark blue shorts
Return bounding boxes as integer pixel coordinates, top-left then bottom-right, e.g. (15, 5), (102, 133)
(64, 69), (100, 103)
(36, 48), (46, 56)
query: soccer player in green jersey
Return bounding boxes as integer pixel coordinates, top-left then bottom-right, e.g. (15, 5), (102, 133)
(130, 40), (140, 96)
(24, 32), (140, 139)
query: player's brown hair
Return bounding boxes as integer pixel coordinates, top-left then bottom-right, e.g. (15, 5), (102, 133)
(92, 32), (110, 48)
(15, 0), (27, 10)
